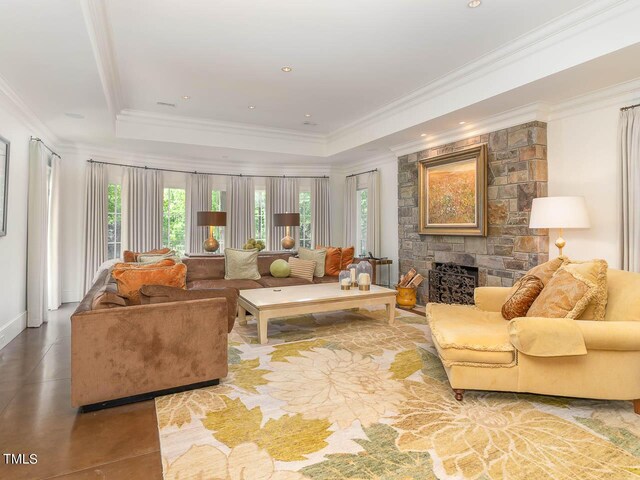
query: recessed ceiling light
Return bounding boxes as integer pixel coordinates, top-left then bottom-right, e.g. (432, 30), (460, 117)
(64, 112), (85, 119)
(304, 113), (312, 118)
(468, 0), (481, 8)
(420, 133), (427, 137)
(248, 105), (256, 109)
(281, 66), (293, 73)
(459, 121), (466, 125)
(182, 95), (191, 100)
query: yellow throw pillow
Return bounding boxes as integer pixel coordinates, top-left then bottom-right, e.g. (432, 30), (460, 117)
(112, 263), (187, 305)
(527, 259), (607, 319)
(501, 275), (544, 320)
(288, 257), (316, 283)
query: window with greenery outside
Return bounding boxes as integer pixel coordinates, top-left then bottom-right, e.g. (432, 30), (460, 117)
(357, 188), (368, 256)
(107, 184), (122, 259)
(299, 191), (311, 249)
(255, 190), (266, 245)
(211, 190), (225, 252)
(162, 188), (186, 255)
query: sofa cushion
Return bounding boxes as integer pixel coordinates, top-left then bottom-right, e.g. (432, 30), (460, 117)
(427, 303), (515, 366)
(91, 286), (129, 310)
(122, 247), (171, 263)
(313, 275), (339, 284)
(298, 247), (327, 277)
(184, 256), (225, 281)
(188, 279), (262, 290)
(317, 246), (342, 276)
(112, 263), (187, 305)
(340, 246), (355, 270)
(257, 276), (311, 288)
(289, 257), (316, 283)
(604, 269), (640, 321)
(139, 285), (239, 333)
(224, 248), (260, 280)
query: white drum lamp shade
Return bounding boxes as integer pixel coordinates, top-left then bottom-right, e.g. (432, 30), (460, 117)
(529, 196), (590, 255)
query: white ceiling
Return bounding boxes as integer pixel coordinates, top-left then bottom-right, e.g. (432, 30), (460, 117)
(0, 0), (639, 166)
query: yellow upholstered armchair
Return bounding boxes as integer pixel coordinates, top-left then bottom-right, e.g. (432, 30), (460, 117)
(426, 268), (640, 413)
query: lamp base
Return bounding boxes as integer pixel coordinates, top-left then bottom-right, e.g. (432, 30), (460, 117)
(281, 235), (295, 250)
(203, 237), (219, 253)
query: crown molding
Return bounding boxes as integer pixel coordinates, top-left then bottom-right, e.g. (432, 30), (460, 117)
(0, 73), (61, 145)
(80, 0), (123, 120)
(548, 77), (640, 121)
(389, 103), (549, 158)
(326, 0), (639, 154)
(116, 109), (327, 157)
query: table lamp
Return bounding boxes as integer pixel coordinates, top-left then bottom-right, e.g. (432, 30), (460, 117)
(529, 196), (590, 256)
(197, 211), (227, 252)
(273, 212), (300, 250)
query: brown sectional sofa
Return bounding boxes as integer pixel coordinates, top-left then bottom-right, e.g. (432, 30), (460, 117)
(71, 251), (351, 410)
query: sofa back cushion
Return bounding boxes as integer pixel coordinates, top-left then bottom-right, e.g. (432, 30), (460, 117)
(184, 256), (226, 281)
(113, 263), (187, 304)
(604, 269), (640, 321)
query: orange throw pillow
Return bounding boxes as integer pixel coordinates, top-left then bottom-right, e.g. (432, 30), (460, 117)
(122, 247), (171, 263)
(112, 263), (187, 305)
(340, 246), (355, 270)
(317, 246), (342, 276)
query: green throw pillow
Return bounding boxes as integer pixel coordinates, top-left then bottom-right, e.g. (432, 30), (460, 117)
(270, 259), (291, 278)
(298, 247), (327, 277)
(224, 248), (261, 280)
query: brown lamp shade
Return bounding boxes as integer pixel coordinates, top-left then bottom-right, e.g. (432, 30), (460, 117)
(197, 211), (227, 227)
(273, 212), (300, 227)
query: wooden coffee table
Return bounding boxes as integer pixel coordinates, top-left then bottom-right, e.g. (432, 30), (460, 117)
(237, 283), (397, 344)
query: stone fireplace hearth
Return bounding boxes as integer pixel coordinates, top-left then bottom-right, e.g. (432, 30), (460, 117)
(398, 121), (550, 305)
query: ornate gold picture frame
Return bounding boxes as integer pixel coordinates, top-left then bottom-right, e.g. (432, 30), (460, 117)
(418, 144), (487, 236)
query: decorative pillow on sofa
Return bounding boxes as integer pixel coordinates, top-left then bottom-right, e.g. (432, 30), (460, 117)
(122, 247), (171, 263)
(522, 256), (567, 286)
(501, 275), (544, 320)
(137, 250), (181, 264)
(298, 247), (327, 277)
(527, 259), (608, 320)
(316, 246), (342, 276)
(91, 286), (129, 310)
(289, 257), (316, 283)
(270, 259), (291, 278)
(112, 262), (187, 305)
(224, 248), (260, 280)
(340, 246), (355, 270)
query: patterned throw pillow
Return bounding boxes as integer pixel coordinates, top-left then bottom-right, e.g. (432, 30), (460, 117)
(501, 275), (544, 320)
(289, 257), (316, 283)
(522, 256), (567, 286)
(298, 247), (327, 277)
(112, 262), (187, 305)
(224, 248), (261, 280)
(527, 259), (608, 319)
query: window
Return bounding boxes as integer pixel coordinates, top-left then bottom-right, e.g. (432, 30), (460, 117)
(162, 188), (186, 255)
(211, 190), (226, 251)
(356, 188), (368, 256)
(299, 191), (311, 249)
(255, 190), (266, 244)
(107, 184), (122, 259)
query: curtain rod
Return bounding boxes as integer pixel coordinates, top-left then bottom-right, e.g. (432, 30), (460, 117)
(621, 103), (640, 111)
(86, 159), (328, 179)
(345, 168), (378, 178)
(30, 136), (61, 159)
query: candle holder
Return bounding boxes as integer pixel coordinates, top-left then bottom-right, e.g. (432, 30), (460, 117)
(347, 263), (359, 287)
(339, 270), (352, 290)
(356, 261), (373, 291)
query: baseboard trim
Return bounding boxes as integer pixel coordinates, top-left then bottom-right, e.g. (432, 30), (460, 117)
(78, 378), (221, 412)
(0, 311), (27, 350)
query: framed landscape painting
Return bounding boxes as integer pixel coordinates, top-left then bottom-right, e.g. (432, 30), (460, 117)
(418, 144), (487, 236)
(0, 135), (9, 237)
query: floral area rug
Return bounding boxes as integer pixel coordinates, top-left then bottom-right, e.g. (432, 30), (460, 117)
(156, 306), (640, 479)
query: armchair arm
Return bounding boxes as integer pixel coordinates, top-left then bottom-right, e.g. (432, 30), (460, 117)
(508, 317), (587, 357)
(576, 320), (640, 351)
(474, 287), (510, 312)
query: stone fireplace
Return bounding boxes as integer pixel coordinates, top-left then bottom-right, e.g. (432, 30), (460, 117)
(398, 121), (549, 305)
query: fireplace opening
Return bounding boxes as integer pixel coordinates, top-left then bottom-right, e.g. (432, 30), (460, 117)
(428, 262), (479, 305)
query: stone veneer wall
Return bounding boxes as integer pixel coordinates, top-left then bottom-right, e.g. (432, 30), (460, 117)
(398, 121), (549, 305)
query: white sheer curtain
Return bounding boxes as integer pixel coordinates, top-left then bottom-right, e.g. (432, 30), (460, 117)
(621, 107), (640, 272)
(186, 173), (212, 254)
(311, 177), (331, 247)
(266, 177), (299, 251)
(343, 176), (357, 247)
(82, 162), (108, 293)
(225, 176), (255, 249)
(122, 167), (163, 252)
(366, 170), (381, 257)
(27, 141), (51, 326)
(47, 155), (61, 310)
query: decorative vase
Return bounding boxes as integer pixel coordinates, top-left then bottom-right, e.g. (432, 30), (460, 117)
(396, 284), (417, 310)
(338, 270), (352, 290)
